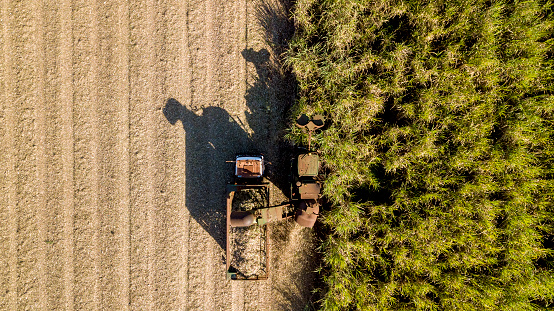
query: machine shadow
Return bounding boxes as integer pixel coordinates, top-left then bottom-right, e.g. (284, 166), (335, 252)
(162, 0), (296, 250)
(163, 99), (253, 249)
(164, 56), (295, 249)
(162, 49), (291, 248)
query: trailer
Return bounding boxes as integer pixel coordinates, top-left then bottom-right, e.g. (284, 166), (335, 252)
(225, 156), (288, 280)
(226, 183), (274, 280)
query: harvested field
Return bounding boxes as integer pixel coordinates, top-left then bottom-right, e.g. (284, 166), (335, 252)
(0, 0), (318, 310)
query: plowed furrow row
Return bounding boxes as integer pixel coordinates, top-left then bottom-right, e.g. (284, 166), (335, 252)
(59, 0), (75, 309)
(96, 2), (126, 309)
(182, 0), (211, 307)
(31, 1), (47, 310)
(0, 0), (17, 309)
(39, 0), (66, 309)
(72, 0), (100, 309)
(116, 0), (131, 310)
(205, 0), (242, 306)
(7, 1), (43, 309)
(150, 0), (187, 310)
(128, 0), (155, 309)
(187, 0), (207, 109)
(178, 1), (192, 308)
(231, 281), (246, 311)
(233, 0), (248, 115)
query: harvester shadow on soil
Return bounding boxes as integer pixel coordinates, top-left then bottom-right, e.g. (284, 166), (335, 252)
(163, 100), (249, 249)
(162, 46), (292, 249)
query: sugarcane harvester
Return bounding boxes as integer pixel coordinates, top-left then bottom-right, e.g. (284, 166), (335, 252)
(225, 115), (325, 280)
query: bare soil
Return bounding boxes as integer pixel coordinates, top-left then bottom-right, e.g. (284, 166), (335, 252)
(0, 0), (318, 310)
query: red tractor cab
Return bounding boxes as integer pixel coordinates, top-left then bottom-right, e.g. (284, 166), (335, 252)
(234, 155), (265, 179)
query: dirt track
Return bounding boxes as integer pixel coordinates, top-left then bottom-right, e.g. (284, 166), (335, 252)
(0, 0), (317, 310)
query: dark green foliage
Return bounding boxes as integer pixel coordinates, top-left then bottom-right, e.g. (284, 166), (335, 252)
(286, 0), (554, 309)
